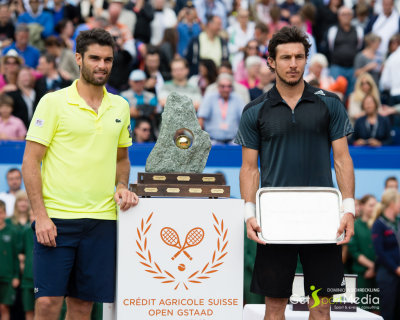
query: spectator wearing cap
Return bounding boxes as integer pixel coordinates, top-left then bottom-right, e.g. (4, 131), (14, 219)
(44, 36), (79, 80)
(0, 49), (23, 93)
(3, 24), (40, 68)
(121, 69), (158, 130)
(0, 4), (15, 50)
(0, 93), (26, 141)
(198, 73), (244, 145)
(17, 0), (54, 39)
(159, 57), (202, 110)
(177, 2), (201, 57)
(186, 15), (229, 76)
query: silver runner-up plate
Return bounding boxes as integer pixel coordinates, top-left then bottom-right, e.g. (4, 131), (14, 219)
(256, 187), (344, 244)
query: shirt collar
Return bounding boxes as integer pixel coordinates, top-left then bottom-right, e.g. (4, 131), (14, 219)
(66, 79), (113, 114)
(268, 81), (317, 107)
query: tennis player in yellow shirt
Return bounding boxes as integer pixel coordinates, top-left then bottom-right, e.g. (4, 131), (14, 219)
(22, 28), (138, 320)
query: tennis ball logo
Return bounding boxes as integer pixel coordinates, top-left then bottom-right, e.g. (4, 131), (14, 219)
(310, 285), (322, 308)
(178, 264), (186, 271)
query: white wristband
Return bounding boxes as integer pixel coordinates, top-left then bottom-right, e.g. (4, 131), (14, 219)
(244, 202), (256, 222)
(342, 198), (355, 217)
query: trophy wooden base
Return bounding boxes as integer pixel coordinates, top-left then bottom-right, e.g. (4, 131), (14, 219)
(130, 173), (230, 198)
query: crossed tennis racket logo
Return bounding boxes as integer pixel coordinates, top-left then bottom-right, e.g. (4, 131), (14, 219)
(160, 227), (205, 261)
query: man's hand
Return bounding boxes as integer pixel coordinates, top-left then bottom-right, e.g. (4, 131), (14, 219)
(336, 213), (354, 245)
(368, 138), (382, 147)
(353, 139), (366, 146)
(12, 278), (20, 288)
(395, 266), (400, 277)
(246, 217), (266, 245)
(114, 184), (139, 211)
(35, 215), (57, 247)
(364, 267), (375, 279)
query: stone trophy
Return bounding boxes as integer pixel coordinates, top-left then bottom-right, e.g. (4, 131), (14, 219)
(107, 93), (242, 320)
(132, 92), (230, 198)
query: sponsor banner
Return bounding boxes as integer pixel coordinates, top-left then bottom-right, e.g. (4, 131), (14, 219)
(115, 198), (244, 320)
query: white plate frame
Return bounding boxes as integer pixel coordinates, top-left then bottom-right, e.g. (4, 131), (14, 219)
(256, 187), (344, 244)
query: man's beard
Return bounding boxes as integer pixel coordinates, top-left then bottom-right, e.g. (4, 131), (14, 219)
(276, 68), (304, 87)
(81, 61), (110, 86)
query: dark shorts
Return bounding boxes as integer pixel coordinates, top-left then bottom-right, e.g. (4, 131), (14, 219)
(21, 287), (35, 311)
(251, 243), (345, 298)
(32, 218), (116, 303)
(0, 282), (16, 306)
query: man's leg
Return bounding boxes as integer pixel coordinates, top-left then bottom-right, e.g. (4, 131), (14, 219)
(65, 297), (93, 320)
(308, 296), (330, 320)
(34, 296), (64, 320)
(0, 304), (10, 320)
(264, 297), (287, 320)
(300, 244), (345, 320)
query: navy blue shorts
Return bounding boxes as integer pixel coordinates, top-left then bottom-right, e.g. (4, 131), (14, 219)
(32, 218), (116, 303)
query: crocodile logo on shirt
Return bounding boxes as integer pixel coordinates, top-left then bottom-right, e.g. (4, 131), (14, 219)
(115, 119), (121, 123)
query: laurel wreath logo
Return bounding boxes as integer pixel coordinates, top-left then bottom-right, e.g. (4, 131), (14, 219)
(136, 212), (229, 290)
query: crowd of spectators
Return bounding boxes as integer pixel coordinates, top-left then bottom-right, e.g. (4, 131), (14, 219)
(0, 0), (398, 146)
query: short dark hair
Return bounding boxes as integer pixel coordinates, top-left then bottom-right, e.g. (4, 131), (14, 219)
(146, 45), (160, 56)
(0, 94), (14, 108)
(361, 94), (379, 111)
(7, 168), (21, 177)
(41, 53), (57, 69)
(206, 14), (218, 25)
(135, 117), (151, 129)
(44, 35), (63, 48)
(385, 176), (398, 188)
(75, 28), (115, 57)
(359, 194), (375, 205)
(255, 22), (269, 34)
(219, 60), (233, 71)
(15, 23), (29, 34)
(267, 26), (311, 71)
(170, 57), (189, 69)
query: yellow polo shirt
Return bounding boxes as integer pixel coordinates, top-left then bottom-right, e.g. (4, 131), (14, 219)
(26, 80), (132, 220)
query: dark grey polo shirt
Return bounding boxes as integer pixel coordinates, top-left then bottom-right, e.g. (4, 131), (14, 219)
(235, 82), (353, 188)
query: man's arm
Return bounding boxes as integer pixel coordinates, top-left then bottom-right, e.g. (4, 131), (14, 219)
(114, 147), (139, 211)
(332, 137), (355, 245)
(240, 146), (265, 245)
(22, 141), (57, 247)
